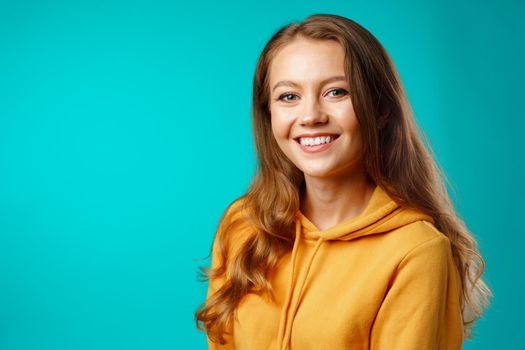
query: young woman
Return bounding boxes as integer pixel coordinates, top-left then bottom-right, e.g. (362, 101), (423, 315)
(195, 14), (492, 350)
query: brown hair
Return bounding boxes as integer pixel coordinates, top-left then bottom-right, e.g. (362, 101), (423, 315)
(195, 13), (492, 344)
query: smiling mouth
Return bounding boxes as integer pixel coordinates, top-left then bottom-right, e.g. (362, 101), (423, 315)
(294, 135), (340, 146)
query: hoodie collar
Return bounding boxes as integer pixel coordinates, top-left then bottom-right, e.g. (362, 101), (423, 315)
(298, 185), (434, 241)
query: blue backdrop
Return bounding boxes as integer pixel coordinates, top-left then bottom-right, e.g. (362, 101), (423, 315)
(0, 0), (522, 349)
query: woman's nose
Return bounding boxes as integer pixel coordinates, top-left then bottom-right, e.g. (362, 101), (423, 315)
(299, 98), (328, 125)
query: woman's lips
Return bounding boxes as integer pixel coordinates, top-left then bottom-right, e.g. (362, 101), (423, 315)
(294, 135), (340, 154)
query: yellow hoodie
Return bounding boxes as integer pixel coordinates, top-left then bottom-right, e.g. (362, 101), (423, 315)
(205, 185), (464, 349)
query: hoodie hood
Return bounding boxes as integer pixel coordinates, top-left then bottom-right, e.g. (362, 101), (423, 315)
(276, 185), (434, 350)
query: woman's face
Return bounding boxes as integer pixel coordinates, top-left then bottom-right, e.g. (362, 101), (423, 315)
(269, 37), (364, 180)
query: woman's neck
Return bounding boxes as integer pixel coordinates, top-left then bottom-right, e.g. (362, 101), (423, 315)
(300, 170), (375, 231)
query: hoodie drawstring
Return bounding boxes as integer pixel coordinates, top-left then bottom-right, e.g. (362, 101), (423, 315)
(276, 219), (325, 350)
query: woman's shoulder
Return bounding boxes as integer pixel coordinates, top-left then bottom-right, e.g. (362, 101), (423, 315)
(384, 218), (453, 262)
(213, 196), (256, 257)
(218, 195), (252, 229)
(396, 218), (446, 240)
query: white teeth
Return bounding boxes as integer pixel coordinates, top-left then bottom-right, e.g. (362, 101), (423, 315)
(299, 136), (334, 146)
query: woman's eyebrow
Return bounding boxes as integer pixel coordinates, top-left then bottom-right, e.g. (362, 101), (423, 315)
(271, 75), (347, 92)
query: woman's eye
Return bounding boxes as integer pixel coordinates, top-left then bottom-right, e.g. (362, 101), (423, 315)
(277, 93), (299, 102)
(326, 88), (349, 97)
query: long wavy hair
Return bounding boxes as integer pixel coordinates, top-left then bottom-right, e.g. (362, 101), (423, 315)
(195, 13), (492, 344)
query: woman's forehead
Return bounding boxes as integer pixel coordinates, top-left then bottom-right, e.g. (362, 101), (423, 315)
(269, 38), (347, 88)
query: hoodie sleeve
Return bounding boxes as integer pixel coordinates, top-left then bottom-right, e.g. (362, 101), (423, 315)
(369, 234), (464, 350)
(205, 202), (244, 350)
(205, 231), (235, 350)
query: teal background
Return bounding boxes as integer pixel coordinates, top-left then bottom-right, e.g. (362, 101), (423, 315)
(0, 0), (522, 349)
